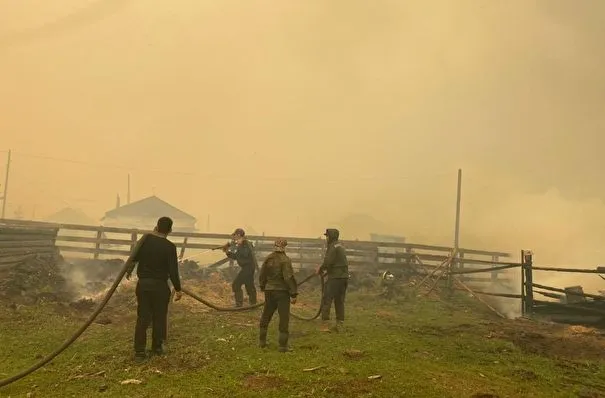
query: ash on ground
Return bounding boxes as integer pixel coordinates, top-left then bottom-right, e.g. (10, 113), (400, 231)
(0, 254), (74, 305)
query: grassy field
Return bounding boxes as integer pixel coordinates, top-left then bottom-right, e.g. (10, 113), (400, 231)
(1, 283), (605, 398)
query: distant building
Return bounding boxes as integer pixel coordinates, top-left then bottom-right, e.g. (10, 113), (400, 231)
(101, 195), (197, 232)
(45, 207), (98, 226)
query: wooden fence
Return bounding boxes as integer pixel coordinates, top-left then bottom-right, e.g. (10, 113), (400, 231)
(0, 219), (513, 287)
(0, 221), (60, 268)
(519, 250), (605, 324)
(442, 250), (605, 323)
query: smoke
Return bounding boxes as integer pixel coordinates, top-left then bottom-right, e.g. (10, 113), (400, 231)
(58, 258), (125, 300)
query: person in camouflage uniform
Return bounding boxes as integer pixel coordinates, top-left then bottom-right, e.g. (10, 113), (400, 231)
(258, 238), (298, 352)
(316, 228), (349, 331)
(224, 228), (258, 307)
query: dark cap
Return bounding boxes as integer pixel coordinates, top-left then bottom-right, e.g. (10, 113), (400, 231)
(323, 228), (340, 240)
(232, 228), (245, 237)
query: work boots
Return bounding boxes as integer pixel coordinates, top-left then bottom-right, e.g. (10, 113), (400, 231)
(278, 332), (290, 352)
(259, 328), (268, 348)
(319, 320), (331, 333)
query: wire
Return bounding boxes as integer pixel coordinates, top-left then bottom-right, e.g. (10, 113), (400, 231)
(0, 0), (132, 49)
(12, 151), (202, 177)
(10, 151), (455, 181)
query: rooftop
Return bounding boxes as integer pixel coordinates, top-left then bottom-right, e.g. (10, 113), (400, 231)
(101, 196), (196, 222)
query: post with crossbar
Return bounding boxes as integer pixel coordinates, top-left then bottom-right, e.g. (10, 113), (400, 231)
(94, 227), (103, 259)
(522, 250), (534, 316)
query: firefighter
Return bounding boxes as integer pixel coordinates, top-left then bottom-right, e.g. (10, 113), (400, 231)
(125, 217), (182, 362)
(316, 228), (349, 331)
(258, 238), (297, 352)
(224, 228), (258, 307)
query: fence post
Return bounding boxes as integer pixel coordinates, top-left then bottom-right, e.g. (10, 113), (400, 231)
(180, 237), (188, 260)
(491, 255), (498, 282)
(130, 231), (137, 252)
(520, 251), (526, 316)
(93, 227), (103, 259)
(374, 244), (380, 268)
(522, 250), (534, 315)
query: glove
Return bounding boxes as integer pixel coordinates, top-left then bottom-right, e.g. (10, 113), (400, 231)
(174, 291), (183, 301)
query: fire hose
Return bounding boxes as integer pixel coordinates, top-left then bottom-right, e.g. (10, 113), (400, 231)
(0, 262), (324, 389)
(181, 272), (325, 321)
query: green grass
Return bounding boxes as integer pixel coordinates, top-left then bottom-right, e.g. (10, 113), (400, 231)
(1, 290), (605, 398)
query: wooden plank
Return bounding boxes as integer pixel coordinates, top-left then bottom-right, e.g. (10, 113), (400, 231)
(58, 245), (131, 256)
(450, 263), (520, 275)
(0, 240), (56, 248)
(459, 276), (512, 283)
(0, 233), (59, 241)
(56, 236), (133, 245)
(0, 228), (57, 236)
(0, 246), (57, 255)
(533, 300), (605, 316)
(452, 287), (522, 299)
(459, 248), (510, 257)
(532, 266), (604, 274)
(532, 283), (604, 300)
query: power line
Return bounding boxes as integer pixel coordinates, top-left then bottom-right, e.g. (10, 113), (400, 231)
(0, 0), (132, 49)
(10, 151), (455, 181)
(12, 151), (202, 177)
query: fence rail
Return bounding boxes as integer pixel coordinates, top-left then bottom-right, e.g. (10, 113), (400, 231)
(0, 219), (514, 286)
(0, 222), (60, 267)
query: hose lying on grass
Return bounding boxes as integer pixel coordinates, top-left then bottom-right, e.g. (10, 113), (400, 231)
(182, 272), (325, 321)
(0, 268), (324, 389)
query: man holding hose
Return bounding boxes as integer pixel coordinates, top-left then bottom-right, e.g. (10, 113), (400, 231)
(316, 228), (349, 332)
(125, 216), (182, 362)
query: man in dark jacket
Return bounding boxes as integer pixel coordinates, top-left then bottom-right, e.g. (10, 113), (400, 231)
(125, 217), (182, 362)
(316, 228), (349, 331)
(224, 228), (258, 307)
(258, 238), (297, 352)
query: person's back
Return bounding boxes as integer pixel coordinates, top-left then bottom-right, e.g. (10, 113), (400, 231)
(260, 251), (297, 293)
(135, 234), (180, 285)
(125, 217), (182, 362)
(258, 238), (297, 352)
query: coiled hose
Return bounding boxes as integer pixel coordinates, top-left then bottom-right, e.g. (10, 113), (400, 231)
(0, 267), (325, 389)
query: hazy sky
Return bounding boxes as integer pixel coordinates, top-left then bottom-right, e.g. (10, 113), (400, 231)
(2, 0), (605, 270)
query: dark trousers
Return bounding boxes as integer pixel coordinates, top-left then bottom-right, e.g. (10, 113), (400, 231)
(232, 269), (257, 306)
(134, 279), (171, 353)
(321, 278), (348, 321)
(259, 290), (291, 333)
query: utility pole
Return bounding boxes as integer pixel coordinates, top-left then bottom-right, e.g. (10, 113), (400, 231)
(454, 168), (462, 252)
(127, 174), (131, 204)
(1, 150), (11, 219)
(448, 168), (463, 291)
